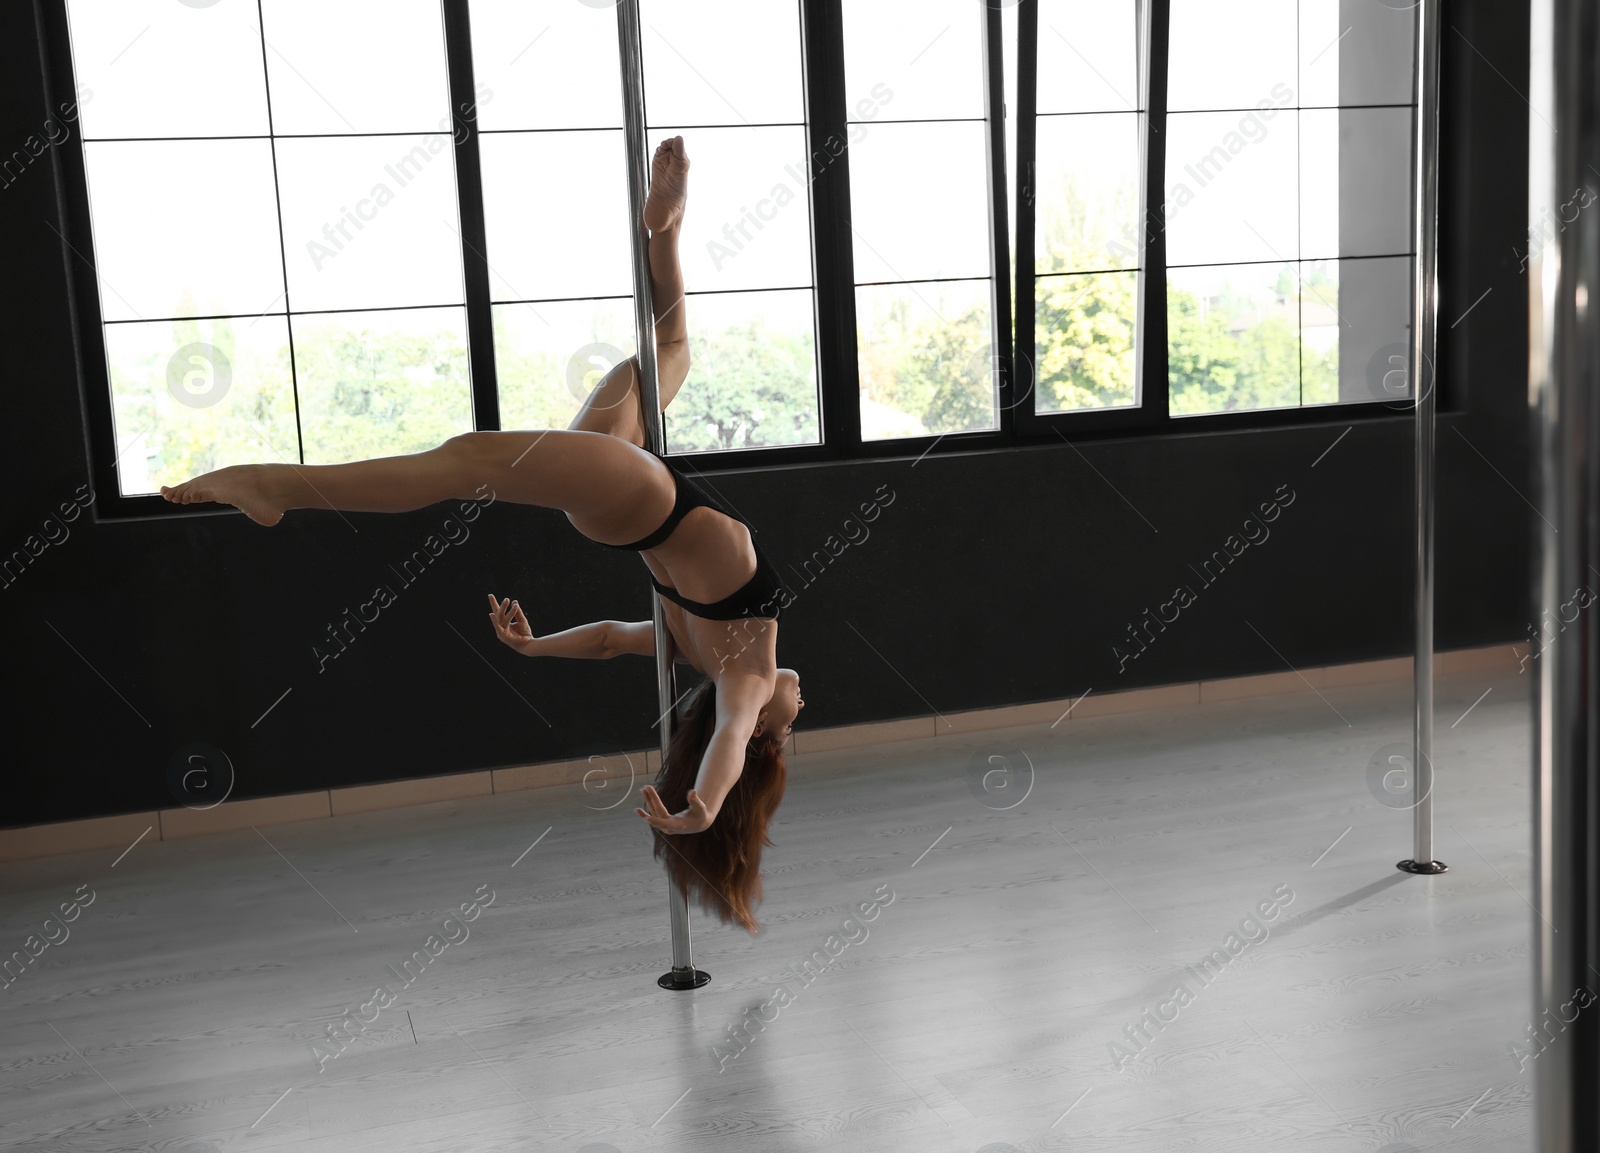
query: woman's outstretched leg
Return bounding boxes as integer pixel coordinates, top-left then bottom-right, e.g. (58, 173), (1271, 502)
(159, 429), (674, 543)
(569, 135), (692, 444)
(161, 440), (473, 525)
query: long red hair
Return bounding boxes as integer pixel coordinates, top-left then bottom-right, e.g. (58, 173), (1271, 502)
(649, 679), (788, 934)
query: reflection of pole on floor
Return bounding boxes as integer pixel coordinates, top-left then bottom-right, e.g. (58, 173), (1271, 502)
(1532, 1), (1598, 1146)
(615, 0), (709, 992)
(1400, 0), (1447, 878)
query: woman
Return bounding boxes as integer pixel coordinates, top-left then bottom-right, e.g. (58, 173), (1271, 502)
(162, 137), (800, 934)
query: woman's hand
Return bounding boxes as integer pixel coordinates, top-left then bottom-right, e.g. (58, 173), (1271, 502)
(486, 593), (537, 656)
(636, 785), (713, 835)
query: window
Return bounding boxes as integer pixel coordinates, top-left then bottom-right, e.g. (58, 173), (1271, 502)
(642, 0), (820, 454)
(842, 0), (1004, 442)
(1164, 0), (1416, 414)
(1030, 0), (1145, 414)
(64, 0), (476, 497)
(46, 0), (1436, 517)
(470, 0), (637, 434)
(1016, 0), (1424, 433)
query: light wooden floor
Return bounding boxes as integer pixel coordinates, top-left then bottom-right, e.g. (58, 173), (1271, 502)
(0, 665), (1535, 1152)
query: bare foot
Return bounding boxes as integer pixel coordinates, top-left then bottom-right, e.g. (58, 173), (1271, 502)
(160, 464), (285, 527)
(643, 135), (689, 233)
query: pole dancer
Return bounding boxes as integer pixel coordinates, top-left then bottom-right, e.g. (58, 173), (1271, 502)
(161, 138), (800, 934)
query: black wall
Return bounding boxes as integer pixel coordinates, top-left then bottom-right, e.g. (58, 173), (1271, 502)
(3, 1), (1530, 829)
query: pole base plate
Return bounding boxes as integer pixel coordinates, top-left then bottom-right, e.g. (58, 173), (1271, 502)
(658, 967), (711, 991)
(1396, 858), (1448, 874)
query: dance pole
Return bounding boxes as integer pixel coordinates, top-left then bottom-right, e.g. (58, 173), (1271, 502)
(615, 0), (709, 992)
(1531, 0), (1599, 1145)
(1398, 0), (1447, 876)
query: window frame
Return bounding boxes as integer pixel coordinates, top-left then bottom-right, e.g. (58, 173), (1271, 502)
(1013, 0), (1451, 442)
(43, 0), (1454, 524)
(43, 0), (150, 522)
(813, 0), (1016, 455)
(1013, 0), (1168, 438)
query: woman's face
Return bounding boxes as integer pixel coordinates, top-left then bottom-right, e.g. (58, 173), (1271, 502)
(757, 668), (804, 740)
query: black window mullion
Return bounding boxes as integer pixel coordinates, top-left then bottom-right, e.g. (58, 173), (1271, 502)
(440, 0), (499, 432)
(37, 0), (121, 513)
(981, 1), (1015, 439)
(799, 0), (859, 459)
(1014, 0), (1040, 434)
(1140, 0), (1171, 423)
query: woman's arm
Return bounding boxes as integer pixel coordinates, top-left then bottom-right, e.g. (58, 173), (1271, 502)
(487, 595), (653, 659)
(689, 725), (756, 822)
(529, 619), (653, 659)
(636, 672), (769, 834)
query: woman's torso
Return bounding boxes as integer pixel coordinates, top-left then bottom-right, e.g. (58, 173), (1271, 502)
(564, 453), (781, 679)
(639, 508), (779, 678)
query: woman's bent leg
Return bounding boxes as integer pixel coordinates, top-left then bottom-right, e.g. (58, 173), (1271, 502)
(161, 429), (674, 541)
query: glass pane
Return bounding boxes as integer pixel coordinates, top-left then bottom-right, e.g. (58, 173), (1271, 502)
(1167, 262), (1301, 415)
(1300, 0), (1416, 108)
(647, 126), (813, 294)
(1037, 0), (1141, 114)
(84, 140), (285, 323)
(275, 135), (464, 313)
(842, 0), (985, 122)
(1312, 255), (1413, 405)
(1299, 260), (1342, 405)
(1036, 112), (1142, 274)
(1165, 110), (1298, 267)
(1167, 0), (1296, 112)
(850, 121), (991, 283)
(66, 0), (269, 139)
(856, 280), (994, 441)
(481, 131), (632, 302)
(665, 289), (820, 454)
(1300, 107), (1412, 261)
(105, 314), (298, 496)
(260, 0), (451, 135)
(292, 307), (473, 464)
(639, 0), (804, 127)
(493, 298), (638, 432)
(470, 0), (622, 131)
(1035, 271), (1139, 412)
